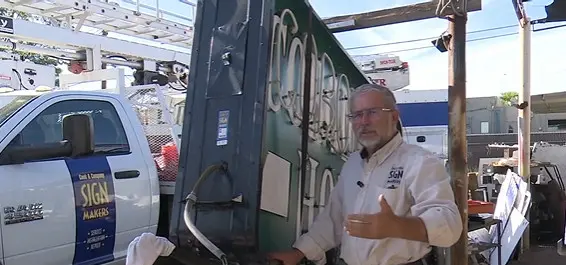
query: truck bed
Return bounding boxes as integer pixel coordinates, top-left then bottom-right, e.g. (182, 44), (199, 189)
(146, 134), (179, 195)
(153, 153), (177, 194)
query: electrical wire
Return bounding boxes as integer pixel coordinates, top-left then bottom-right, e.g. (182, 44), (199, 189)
(352, 21), (566, 55)
(345, 24), (516, 51)
(363, 31), (518, 55)
(183, 163), (229, 265)
(12, 69), (32, 90)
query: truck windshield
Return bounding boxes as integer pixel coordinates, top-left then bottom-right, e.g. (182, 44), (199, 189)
(0, 95), (37, 125)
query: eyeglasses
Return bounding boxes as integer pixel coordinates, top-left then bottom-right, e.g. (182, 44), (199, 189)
(346, 107), (393, 122)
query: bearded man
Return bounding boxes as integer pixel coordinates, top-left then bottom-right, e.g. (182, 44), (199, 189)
(268, 84), (462, 265)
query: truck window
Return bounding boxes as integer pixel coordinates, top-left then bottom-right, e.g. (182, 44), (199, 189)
(10, 99), (130, 155)
(0, 95), (37, 125)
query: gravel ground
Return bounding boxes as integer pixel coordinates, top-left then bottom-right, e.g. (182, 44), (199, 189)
(508, 245), (565, 265)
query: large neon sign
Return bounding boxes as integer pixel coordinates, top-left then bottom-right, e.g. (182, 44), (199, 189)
(265, 8), (367, 239)
(295, 150), (337, 238)
(266, 9), (358, 156)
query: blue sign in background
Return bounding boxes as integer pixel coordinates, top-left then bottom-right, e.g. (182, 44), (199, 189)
(65, 156), (116, 265)
(397, 101), (449, 127)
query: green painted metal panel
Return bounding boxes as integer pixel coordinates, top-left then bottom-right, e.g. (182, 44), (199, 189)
(258, 0), (370, 252)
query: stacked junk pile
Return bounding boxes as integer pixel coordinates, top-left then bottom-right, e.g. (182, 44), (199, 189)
(465, 142), (566, 264)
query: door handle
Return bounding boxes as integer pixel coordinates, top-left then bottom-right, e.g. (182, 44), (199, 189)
(114, 170), (140, 179)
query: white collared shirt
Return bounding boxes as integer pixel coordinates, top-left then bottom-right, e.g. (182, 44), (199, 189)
(293, 133), (463, 265)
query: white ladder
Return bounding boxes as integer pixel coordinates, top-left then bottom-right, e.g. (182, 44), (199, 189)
(0, 0), (196, 50)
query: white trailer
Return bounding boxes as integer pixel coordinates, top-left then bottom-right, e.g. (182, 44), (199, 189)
(394, 88), (449, 160)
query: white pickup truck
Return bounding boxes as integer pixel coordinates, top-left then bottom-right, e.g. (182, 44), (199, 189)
(0, 87), (170, 265)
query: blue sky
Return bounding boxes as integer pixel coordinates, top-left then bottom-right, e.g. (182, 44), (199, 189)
(308, 0), (566, 98)
(76, 0), (566, 98)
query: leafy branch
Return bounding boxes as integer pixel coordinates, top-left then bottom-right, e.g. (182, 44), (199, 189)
(499, 91), (519, 106)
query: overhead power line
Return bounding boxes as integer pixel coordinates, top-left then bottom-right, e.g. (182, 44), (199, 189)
(345, 24), (516, 51)
(350, 22), (566, 55)
(375, 32), (518, 54)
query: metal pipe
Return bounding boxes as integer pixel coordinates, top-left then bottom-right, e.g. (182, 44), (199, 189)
(122, 0), (195, 23)
(488, 144), (520, 149)
(298, 8), (314, 237)
(0, 41), (170, 72)
(448, 14), (469, 265)
(102, 58), (143, 69)
(0, 41), (82, 60)
(518, 16), (532, 252)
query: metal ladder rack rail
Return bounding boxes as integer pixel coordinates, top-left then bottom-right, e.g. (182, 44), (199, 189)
(0, 16), (191, 71)
(0, 0), (196, 49)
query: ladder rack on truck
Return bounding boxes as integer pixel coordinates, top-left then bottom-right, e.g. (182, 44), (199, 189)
(0, 0), (193, 72)
(0, 0), (196, 48)
(0, 0), (196, 194)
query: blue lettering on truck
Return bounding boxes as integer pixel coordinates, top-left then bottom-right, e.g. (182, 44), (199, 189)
(65, 156), (117, 265)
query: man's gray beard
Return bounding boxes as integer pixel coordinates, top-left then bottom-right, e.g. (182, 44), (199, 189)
(358, 137), (381, 150)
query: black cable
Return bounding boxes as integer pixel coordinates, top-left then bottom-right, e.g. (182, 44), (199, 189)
(551, 165), (565, 191)
(356, 22), (566, 55)
(367, 32), (518, 54)
(299, 8), (314, 232)
(345, 24), (516, 51)
(168, 82), (187, 91)
(12, 69), (31, 90)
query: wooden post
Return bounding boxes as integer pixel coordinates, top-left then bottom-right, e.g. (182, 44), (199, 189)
(448, 13), (469, 265)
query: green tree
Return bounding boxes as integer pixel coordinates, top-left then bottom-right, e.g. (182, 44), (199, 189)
(499, 91), (519, 106)
(0, 8), (64, 86)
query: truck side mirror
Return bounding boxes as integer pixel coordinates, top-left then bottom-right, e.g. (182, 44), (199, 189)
(0, 114), (95, 165)
(62, 114), (94, 157)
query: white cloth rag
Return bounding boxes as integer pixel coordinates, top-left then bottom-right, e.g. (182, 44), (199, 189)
(125, 232), (176, 265)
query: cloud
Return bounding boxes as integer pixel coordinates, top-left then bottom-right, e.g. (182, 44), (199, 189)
(312, 0), (566, 98)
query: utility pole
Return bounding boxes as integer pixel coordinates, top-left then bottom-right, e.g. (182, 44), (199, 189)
(518, 15), (531, 252)
(447, 12), (468, 265)
(511, 0), (531, 253)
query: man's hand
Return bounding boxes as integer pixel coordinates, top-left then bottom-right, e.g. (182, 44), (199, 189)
(267, 248), (305, 265)
(345, 194), (399, 239)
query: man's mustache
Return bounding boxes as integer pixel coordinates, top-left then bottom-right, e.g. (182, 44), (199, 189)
(357, 127), (376, 134)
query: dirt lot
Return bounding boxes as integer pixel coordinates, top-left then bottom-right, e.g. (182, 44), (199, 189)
(509, 245), (565, 265)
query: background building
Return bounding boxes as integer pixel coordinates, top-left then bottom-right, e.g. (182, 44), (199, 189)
(465, 95), (566, 171)
(466, 96), (566, 134)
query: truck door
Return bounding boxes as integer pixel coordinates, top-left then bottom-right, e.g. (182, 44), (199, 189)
(0, 95), (153, 265)
(0, 95), (77, 265)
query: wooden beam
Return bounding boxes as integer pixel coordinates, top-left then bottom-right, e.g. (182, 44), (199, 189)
(447, 13), (469, 265)
(322, 0), (482, 33)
